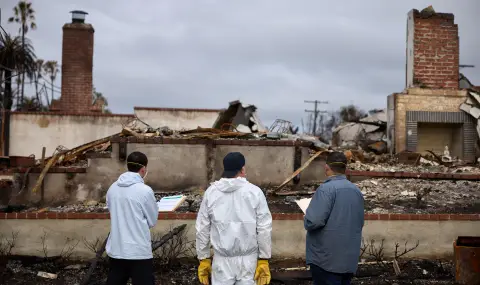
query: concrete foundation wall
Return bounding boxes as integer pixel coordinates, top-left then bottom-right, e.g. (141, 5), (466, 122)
(17, 142), (325, 205)
(393, 88), (467, 153)
(213, 145), (297, 185)
(134, 108), (221, 130)
(0, 219), (477, 260)
(9, 113), (133, 158)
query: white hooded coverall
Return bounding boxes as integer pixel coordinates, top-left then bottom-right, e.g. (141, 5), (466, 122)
(196, 177), (272, 285)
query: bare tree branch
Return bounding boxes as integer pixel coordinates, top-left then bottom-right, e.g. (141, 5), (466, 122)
(394, 240), (420, 260)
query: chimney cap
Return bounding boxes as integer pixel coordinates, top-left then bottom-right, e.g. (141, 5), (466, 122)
(70, 10), (88, 23)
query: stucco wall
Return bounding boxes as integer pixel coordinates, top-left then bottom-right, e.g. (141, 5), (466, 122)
(0, 218), (478, 259)
(213, 145), (298, 185)
(18, 142), (324, 205)
(123, 143), (209, 191)
(8, 108), (222, 158)
(9, 113), (133, 158)
(394, 88), (467, 153)
(300, 148), (326, 183)
(134, 107), (221, 130)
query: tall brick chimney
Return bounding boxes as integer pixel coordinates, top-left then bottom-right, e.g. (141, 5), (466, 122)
(59, 11), (94, 113)
(406, 7), (459, 89)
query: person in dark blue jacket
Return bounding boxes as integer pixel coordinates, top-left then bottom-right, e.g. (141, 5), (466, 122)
(304, 151), (364, 285)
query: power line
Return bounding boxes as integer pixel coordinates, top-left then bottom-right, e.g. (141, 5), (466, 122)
(0, 72), (21, 84)
(39, 77), (62, 90)
(0, 65), (63, 92)
(38, 78), (61, 92)
(39, 82), (61, 94)
(305, 100), (328, 136)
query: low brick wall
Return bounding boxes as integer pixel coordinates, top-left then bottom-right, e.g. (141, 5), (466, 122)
(2, 212), (479, 221)
(0, 213), (479, 260)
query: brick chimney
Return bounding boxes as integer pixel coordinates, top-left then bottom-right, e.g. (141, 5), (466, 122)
(59, 11), (94, 113)
(406, 7), (459, 89)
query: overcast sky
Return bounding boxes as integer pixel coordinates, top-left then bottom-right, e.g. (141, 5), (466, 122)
(2, 0), (479, 128)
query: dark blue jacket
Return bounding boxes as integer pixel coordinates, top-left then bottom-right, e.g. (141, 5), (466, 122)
(304, 175), (364, 274)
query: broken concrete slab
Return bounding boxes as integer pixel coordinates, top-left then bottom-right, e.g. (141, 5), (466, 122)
(334, 123), (380, 144)
(460, 103), (472, 113)
(469, 107), (480, 119)
(461, 92), (480, 140)
(365, 131), (385, 142)
(469, 91), (480, 105)
(332, 110), (387, 148)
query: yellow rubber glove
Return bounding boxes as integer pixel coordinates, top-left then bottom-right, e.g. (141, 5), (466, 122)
(198, 259), (212, 285)
(254, 259), (271, 285)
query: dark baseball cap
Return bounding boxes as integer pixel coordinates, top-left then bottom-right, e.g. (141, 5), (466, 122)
(222, 152), (246, 178)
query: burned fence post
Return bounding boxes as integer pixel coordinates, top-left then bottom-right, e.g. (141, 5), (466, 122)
(293, 145), (302, 185)
(118, 140), (127, 161)
(205, 140), (216, 186)
(41, 147), (46, 203)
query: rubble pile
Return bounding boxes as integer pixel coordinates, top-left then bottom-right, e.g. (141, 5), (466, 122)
(14, 176), (480, 215)
(332, 109), (387, 153)
(358, 178), (480, 214)
(349, 161), (480, 174)
(28, 192), (205, 213)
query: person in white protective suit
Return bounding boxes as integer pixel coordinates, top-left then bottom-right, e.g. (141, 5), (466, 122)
(196, 152), (273, 285)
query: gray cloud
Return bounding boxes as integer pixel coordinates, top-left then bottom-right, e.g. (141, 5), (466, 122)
(2, 0), (479, 128)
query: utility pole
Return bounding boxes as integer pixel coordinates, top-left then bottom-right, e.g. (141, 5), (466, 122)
(305, 100), (328, 136)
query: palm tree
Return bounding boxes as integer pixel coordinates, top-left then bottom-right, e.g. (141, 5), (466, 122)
(8, 1), (37, 103)
(0, 31), (36, 110)
(33, 59), (44, 105)
(43, 60), (58, 104)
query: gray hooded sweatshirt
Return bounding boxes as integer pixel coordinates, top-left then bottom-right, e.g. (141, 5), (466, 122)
(106, 172), (158, 260)
(304, 175), (364, 274)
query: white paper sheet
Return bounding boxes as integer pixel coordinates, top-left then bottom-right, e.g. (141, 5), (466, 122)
(295, 198), (311, 214)
(157, 195), (186, 212)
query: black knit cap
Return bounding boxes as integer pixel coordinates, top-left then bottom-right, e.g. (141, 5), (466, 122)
(222, 152), (246, 178)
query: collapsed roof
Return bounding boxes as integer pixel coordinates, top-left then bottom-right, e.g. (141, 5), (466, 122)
(212, 100), (267, 133)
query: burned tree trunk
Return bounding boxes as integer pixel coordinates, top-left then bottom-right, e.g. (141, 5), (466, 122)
(81, 233), (109, 285)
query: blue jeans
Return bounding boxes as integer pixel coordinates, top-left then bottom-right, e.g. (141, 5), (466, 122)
(310, 264), (353, 285)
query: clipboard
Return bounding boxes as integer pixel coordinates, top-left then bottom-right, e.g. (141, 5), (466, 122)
(295, 198), (311, 214)
(157, 195), (187, 212)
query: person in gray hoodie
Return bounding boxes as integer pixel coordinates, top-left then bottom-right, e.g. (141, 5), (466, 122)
(304, 151), (364, 285)
(105, 151), (159, 285)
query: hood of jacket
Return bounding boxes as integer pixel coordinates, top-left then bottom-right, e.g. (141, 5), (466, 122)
(116, 172), (144, 187)
(211, 177), (248, 193)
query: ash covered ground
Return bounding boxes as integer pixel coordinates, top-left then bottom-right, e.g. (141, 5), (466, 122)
(1, 257), (456, 285)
